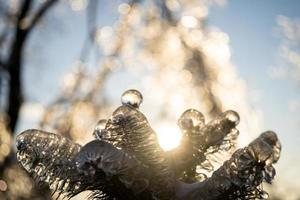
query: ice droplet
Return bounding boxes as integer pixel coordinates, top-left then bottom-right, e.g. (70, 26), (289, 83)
(263, 165), (276, 184)
(261, 131), (281, 163)
(178, 109), (205, 129)
(220, 141), (232, 151)
(225, 128), (239, 140)
(121, 89), (143, 108)
(93, 119), (107, 140)
(200, 160), (214, 172)
(223, 110), (240, 125)
(260, 191), (269, 199)
(195, 173), (207, 182)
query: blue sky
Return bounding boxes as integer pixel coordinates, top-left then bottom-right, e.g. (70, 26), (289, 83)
(208, 0), (300, 192)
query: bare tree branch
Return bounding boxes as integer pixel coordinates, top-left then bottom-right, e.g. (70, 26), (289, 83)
(0, 28), (9, 49)
(0, 60), (5, 70)
(6, 0), (33, 132)
(18, 0), (33, 23)
(6, 0), (59, 132)
(27, 0), (59, 33)
(1, 0), (59, 184)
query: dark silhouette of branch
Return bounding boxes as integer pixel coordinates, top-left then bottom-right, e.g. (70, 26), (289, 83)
(0, 28), (8, 50)
(6, 0), (31, 132)
(27, 0), (59, 33)
(0, 60), (5, 70)
(6, 0), (59, 133)
(79, 0), (98, 62)
(1, 0), (59, 185)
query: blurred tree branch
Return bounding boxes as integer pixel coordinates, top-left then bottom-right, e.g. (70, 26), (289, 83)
(156, 0), (222, 117)
(0, 60), (6, 70)
(0, 0), (59, 192)
(27, 0), (59, 33)
(3, 0), (58, 133)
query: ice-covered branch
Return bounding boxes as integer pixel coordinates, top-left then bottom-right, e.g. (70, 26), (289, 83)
(16, 89), (281, 200)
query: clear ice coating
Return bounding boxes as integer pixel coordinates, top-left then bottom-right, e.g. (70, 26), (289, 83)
(178, 109), (205, 129)
(15, 91), (282, 200)
(93, 119), (108, 140)
(106, 95), (176, 199)
(121, 89), (143, 108)
(16, 129), (83, 198)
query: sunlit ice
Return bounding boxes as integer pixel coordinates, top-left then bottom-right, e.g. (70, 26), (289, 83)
(156, 123), (183, 151)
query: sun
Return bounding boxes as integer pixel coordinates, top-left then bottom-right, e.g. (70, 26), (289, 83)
(156, 123), (183, 151)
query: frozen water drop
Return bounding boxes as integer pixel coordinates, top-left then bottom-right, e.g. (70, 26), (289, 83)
(263, 165), (276, 184)
(195, 173), (207, 182)
(200, 160), (214, 172)
(178, 109), (205, 129)
(74, 182), (81, 191)
(223, 110), (240, 125)
(121, 89), (143, 108)
(225, 128), (239, 140)
(260, 191), (269, 199)
(272, 147), (281, 163)
(93, 119), (107, 140)
(220, 141), (232, 151)
(95, 119), (107, 131)
(261, 131), (281, 163)
(261, 131), (277, 144)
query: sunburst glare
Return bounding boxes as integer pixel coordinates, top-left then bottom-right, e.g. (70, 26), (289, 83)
(156, 123), (182, 151)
